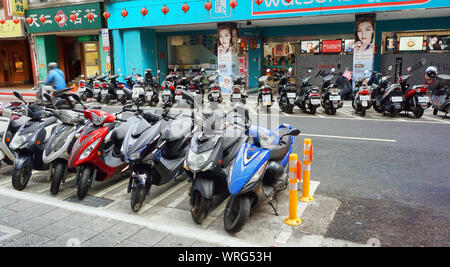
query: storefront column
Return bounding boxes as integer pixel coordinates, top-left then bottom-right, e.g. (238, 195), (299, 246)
(111, 29), (126, 75)
(140, 29), (158, 75)
(156, 33), (168, 82)
(99, 31), (110, 75)
(34, 35), (58, 81)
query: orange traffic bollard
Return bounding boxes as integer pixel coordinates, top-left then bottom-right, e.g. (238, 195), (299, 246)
(283, 154), (303, 226)
(300, 139), (314, 203)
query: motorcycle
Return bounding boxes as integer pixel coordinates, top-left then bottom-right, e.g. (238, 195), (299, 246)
(296, 69), (321, 115)
(317, 68), (344, 115)
(207, 71), (223, 103)
(68, 99), (137, 200)
(257, 69), (275, 112)
(230, 76), (248, 104)
(144, 69), (160, 106)
(352, 71), (373, 117)
(0, 101), (29, 165)
(186, 107), (249, 224)
(101, 75), (124, 105)
(77, 75), (96, 102)
(42, 94), (90, 195)
(277, 68), (297, 114)
(132, 75), (146, 106)
(122, 91), (194, 212)
(372, 66), (405, 117)
(9, 92), (59, 191)
(223, 123), (301, 234)
(161, 74), (178, 107)
(431, 74), (450, 117)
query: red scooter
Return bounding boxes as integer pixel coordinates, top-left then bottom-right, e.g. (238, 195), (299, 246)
(68, 99), (137, 200)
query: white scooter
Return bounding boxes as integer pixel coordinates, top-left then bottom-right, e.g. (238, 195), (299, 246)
(0, 102), (29, 165)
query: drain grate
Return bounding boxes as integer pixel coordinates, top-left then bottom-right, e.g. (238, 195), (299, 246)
(64, 195), (114, 208)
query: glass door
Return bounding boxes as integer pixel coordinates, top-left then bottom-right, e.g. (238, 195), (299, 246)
(83, 42), (100, 77)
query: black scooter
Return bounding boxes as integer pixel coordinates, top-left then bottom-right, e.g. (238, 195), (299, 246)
(296, 69), (321, 114)
(277, 68), (297, 114)
(9, 92), (58, 191)
(317, 68), (344, 115)
(431, 74), (450, 116)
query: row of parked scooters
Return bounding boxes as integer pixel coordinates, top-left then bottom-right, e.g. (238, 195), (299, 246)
(262, 60), (450, 118)
(74, 68), (249, 108)
(0, 90), (300, 234)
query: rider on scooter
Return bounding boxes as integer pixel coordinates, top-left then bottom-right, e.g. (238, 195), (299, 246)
(37, 63), (67, 104)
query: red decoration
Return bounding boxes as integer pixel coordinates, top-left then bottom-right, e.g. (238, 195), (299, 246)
(255, 0), (263, 5)
(0, 19), (5, 25)
(54, 15), (62, 22)
(103, 11), (111, 20)
(204, 1), (212, 11)
(182, 3), (190, 13)
(161, 5), (169, 15)
(285, 0), (292, 3)
(121, 9), (128, 18)
(69, 14), (77, 22)
(13, 18), (20, 24)
(141, 8), (149, 17)
(39, 15), (46, 23)
(230, 0), (237, 8)
(86, 13), (94, 21)
(26, 17), (33, 24)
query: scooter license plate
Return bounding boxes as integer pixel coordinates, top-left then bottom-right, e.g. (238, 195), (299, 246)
(360, 95), (370, 101)
(94, 89), (100, 94)
(287, 93), (296, 98)
(311, 99), (320, 105)
(362, 101), (368, 107)
(233, 94), (241, 99)
(146, 92), (153, 97)
(116, 90), (124, 95)
(263, 95), (271, 105)
(391, 96), (403, 103)
(175, 95), (183, 101)
(330, 95), (341, 101)
(163, 90), (171, 96)
(101, 90), (108, 95)
(418, 97), (429, 103)
(78, 87), (86, 93)
(212, 92), (220, 98)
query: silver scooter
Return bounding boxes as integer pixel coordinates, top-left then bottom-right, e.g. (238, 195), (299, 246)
(0, 102), (29, 165)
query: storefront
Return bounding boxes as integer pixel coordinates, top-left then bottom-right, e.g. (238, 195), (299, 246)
(105, 0), (450, 91)
(25, 2), (108, 83)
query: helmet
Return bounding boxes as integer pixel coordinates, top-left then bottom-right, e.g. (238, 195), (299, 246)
(426, 66), (438, 79)
(48, 62), (58, 69)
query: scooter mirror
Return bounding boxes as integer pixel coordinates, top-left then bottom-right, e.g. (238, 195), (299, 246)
(123, 104), (133, 112)
(157, 70), (161, 74)
(331, 68), (336, 73)
(13, 91), (25, 103)
(388, 65), (393, 71)
(287, 129), (301, 137)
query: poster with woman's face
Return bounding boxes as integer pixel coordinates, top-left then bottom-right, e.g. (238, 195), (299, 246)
(300, 41), (320, 54)
(353, 14), (376, 90)
(385, 37), (397, 53)
(218, 23), (239, 94)
(427, 36), (450, 51)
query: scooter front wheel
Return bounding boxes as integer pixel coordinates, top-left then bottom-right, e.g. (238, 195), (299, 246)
(413, 106), (424, 118)
(131, 186), (146, 212)
(11, 163), (32, 191)
(190, 190), (212, 224)
(77, 166), (92, 200)
(223, 195), (251, 234)
(50, 162), (66, 195)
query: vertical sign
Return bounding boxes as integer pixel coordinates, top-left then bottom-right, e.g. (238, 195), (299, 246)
(353, 13), (376, 89)
(217, 22), (238, 94)
(101, 29), (110, 52)
(394, 57), (403, 82)
(8, 0), (27, 17)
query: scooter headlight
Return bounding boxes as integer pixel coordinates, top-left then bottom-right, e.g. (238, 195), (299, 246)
(79, 139), (101, 161)
(130, 151), (142, 161)
(186, 149), (213, 172)
(10, 132), (33, 151)
(243, 161), (268, 191)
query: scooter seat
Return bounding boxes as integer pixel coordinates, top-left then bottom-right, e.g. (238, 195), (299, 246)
(437, 74), (450, 82)
(41, 117), (58, 127)
(9, 116), (29, 132)
(266, 144), (290, 162)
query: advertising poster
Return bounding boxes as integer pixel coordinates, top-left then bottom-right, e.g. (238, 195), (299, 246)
(300, 40), (320, 54)
(385, 36), (397, 53)
(426, 35), (450, 51)
(217, 22), (238, 94)
(353, 13), (376, 89)
(399, 36), (424, 51)
(322, 40), (342, 53)
(344, 39), (354, 53)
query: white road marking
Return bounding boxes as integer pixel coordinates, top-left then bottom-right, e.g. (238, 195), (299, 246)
(300, 133), (397, 143)
(0, 187), (259, 247)
(94, 178), (129, 198)
(275, 180), (320, 244)
(167, 191), (189, 208)
(422, 115), (450, 124)
(339, 110), (363, 120)
(137, 180), (189, 215)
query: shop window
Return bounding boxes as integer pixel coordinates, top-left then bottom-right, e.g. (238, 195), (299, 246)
(381, 30), (450, 54)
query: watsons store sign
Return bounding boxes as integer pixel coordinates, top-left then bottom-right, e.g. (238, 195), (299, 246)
(251, 0), (444, 17)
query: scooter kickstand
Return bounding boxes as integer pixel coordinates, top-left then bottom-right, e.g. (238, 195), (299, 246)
(268, 198), (280, 217)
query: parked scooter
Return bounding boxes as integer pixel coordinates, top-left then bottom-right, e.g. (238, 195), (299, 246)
(296, 69), (321, 114)
(372, 66), (405, 117)
(399, 60), (429, 118)
(223, 124), (300, 233)
(257, 69), (275, 112)
(207, 71), (223, 103)
(277, 68), (297, 113)
(144, 69), (160, 106)
(230, 76), (248, 104)
(0, 101), (29, 165)
(352, 70), (373, 117)
(317, 68), (344, 115)
(122, 91), (194, 212)
(431, 74), (450, 117)
(42, 94), (89, 195)
(186, 107), (249, 224)
(68, 100), (136, 200)
(77, 75), (96, 102)
(161, 74), (178, 107)
(9, 92), (59, 191)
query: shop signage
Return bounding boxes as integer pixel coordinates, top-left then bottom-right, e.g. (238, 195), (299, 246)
(322, 40), (342, 53)
(25, 2), (103, 34)
(77, 35), (99, 42)
(101, 29), (110, 52)
(0, 20), (24, 38)
(7, 0), (27, 17)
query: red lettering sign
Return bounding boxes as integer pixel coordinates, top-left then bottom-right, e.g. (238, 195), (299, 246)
(322, 40), (342, 53)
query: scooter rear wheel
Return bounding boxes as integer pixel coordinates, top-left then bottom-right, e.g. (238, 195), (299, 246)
(433, 108), (438, 116)
(413, 106), (424, 118)
(223, 195), (251, 234)
(190, 190), (212, 225)
(11, 163), (32, 191)
(50, 162), (66, 195)
(77, 166), (92, 200)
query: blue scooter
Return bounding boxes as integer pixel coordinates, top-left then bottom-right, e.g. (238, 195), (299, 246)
(223, 124), (300, 234)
